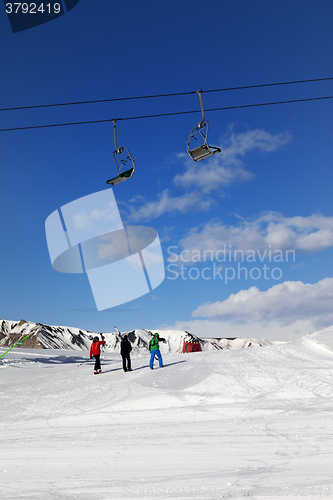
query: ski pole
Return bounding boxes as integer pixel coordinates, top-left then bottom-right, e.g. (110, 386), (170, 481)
(0, 334), (30, 360)
(78, 359), (92, 367)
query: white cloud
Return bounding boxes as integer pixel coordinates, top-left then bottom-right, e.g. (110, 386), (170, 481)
(172, 212), (333, 262)
(73, 205), (120, 229)
(174, 128), (292, 193)
(161, 318), (317, 342)
(192, 278), (333, 328)
(220, 127), (292, 165)
(173, 156), (253, 193)
(161, 277), (333, 341)
(125, 189), (214, 222)
(124, 127), (292, 221)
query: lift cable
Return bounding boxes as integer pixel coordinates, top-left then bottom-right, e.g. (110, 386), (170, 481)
(1, 77), (333, 113)
(0, 94), (332, 133)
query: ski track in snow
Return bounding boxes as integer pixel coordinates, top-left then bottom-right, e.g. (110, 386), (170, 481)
(1, 336), (333, 499)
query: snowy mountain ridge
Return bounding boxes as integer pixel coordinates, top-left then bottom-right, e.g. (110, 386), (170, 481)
(0, 318), (269, 353)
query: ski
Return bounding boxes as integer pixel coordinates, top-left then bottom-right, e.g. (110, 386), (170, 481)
(142, 328), (153, 336)
(114, 325), (124, 339)
(143, 329), (161, 361)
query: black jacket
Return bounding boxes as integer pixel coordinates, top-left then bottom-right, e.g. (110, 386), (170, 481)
(120, 336), (132, 355)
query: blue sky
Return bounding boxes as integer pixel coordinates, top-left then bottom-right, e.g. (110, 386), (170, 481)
(1, 0), (333, 340)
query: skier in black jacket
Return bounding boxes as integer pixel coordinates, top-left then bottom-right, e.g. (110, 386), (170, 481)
(120, 334), (132, 372)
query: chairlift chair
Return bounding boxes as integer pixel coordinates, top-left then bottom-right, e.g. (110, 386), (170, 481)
(106, 120), (136, 185)
(186, 90), (221, 162)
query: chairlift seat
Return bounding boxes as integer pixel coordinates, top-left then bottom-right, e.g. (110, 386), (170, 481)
(106, 167), (135, 185)
(188, 144), (221, 162)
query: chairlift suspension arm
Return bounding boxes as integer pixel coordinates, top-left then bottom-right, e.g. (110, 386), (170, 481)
(113, 119), (120, 153)
(197, 90), (205, 128)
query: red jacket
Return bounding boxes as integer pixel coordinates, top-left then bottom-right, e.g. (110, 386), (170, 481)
(90, 340), (106, 356)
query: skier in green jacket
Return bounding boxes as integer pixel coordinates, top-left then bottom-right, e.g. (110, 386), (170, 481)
(149, 332), (167, 369)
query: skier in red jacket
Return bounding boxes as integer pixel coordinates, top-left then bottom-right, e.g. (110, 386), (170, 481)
(90, 337), (106, 374)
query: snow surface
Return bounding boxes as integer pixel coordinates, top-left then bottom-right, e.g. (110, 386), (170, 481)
(1, 329), (333, 499)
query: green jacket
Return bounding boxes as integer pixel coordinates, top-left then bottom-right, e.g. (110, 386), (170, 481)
(149, 337), (160, 351)
(149, 335), (166, 351)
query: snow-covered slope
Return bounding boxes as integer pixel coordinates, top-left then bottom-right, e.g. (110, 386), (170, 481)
(306, 324), (333, 352)
(1, 330), (333, 499)
(0, 319), (267, 353)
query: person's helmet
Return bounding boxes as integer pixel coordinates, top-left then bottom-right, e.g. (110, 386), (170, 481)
(154, 333), (159, 338)
(93, 336), (99, 342)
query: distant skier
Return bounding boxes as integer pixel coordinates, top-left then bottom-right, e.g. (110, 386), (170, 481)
(149, 332), (167, 369)
(120, 334), (132, 372)
(90, 336), (106, 375)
